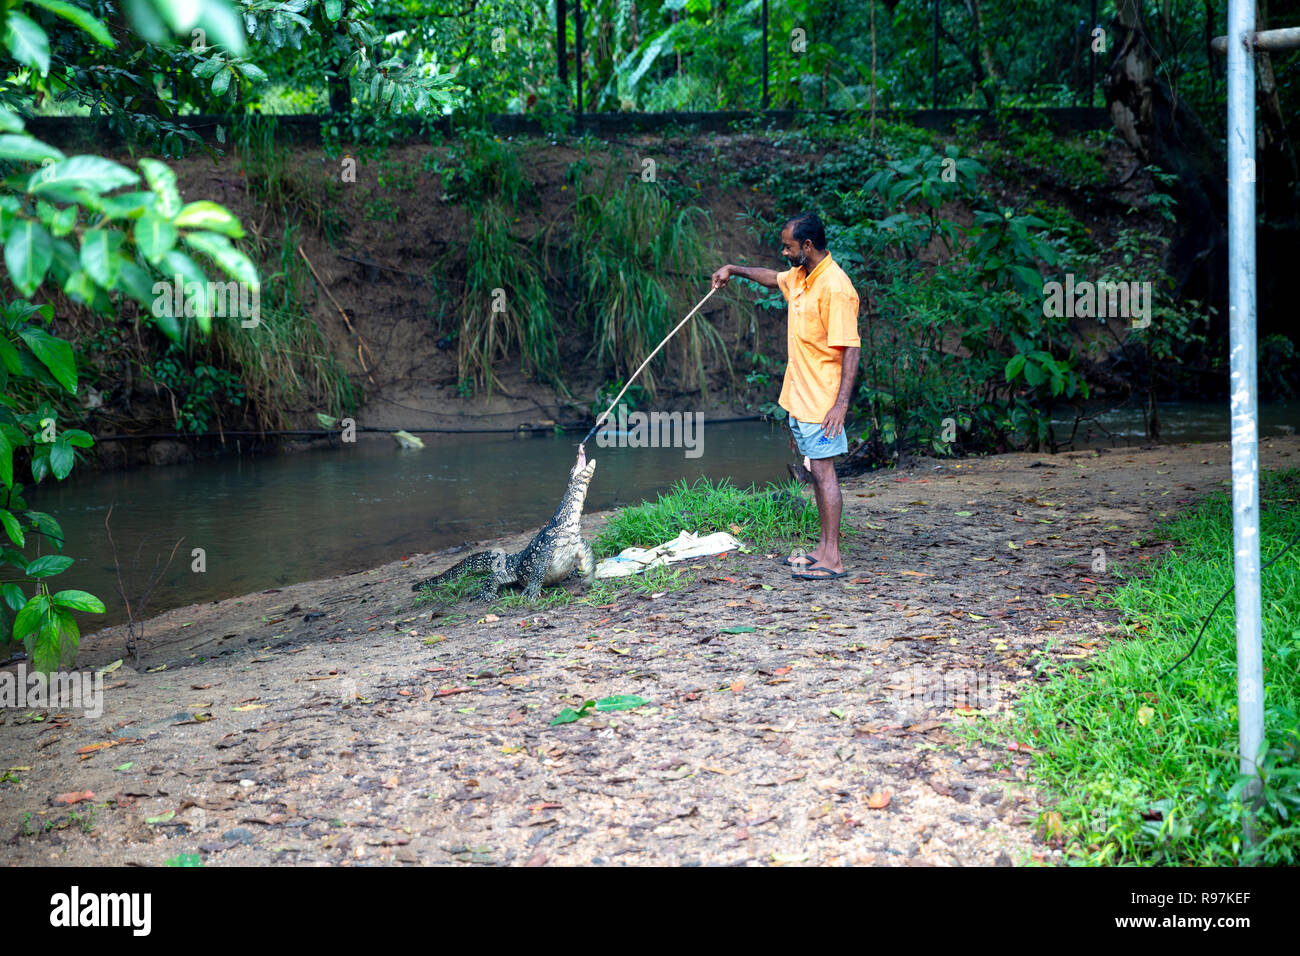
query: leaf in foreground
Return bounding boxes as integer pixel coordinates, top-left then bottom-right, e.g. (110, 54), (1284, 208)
(550, 700), (594, 725)
(551, 695), (649, 725)
(594, 694), (647, 712)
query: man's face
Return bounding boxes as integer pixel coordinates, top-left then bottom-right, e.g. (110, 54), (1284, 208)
(780, 227), (810, 269)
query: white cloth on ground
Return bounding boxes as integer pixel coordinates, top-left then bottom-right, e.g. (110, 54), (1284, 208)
(594, 530), (742, 579)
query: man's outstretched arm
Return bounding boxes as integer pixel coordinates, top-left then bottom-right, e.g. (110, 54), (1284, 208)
(712, 264), (781, 290)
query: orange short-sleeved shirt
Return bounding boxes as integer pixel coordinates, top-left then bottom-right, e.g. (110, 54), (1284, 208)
(776, 253), (860, 423)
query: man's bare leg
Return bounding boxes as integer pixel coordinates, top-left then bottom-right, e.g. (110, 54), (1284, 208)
(789, 512), (825, 565)
(801, 462), (828, 565)
(787, 436), (820, 565)
(802, 457), (843, 573)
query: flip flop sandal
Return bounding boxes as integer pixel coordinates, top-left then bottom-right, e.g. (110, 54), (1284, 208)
(782, 554), (817, 567)
(792, 566), (848, 580)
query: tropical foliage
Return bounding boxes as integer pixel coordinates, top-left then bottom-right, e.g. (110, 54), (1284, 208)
(1, 0), (265, 670)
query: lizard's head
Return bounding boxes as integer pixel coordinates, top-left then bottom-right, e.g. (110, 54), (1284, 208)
(571, 446), (596, 485)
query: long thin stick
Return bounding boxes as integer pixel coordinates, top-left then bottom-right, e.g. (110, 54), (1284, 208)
(298, 245), (377, 384)
(580, 285), (718, 447)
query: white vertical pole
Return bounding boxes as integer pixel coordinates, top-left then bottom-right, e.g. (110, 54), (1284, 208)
(1225, 0), (1264, 836)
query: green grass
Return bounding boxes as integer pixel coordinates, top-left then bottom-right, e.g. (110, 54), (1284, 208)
(428, 133), (558, 396)
(212, 222), (358, 429)
(954, 111), (1109, 190)
(412, 567), (491, 610)
(456, 200), (564, 396)
(983, 469), (1300, 865)
(233, 115), (344, 242)
(442, 130), (533, 207)
(362, 194), (400, 222)
(595, 477), (822, 554)
(570, 168), (730, 397)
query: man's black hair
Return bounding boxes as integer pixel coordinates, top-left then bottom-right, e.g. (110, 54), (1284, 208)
(784, 211), (827, 251)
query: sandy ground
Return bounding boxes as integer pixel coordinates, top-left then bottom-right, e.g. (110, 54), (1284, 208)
(4, 436), (1297, 866)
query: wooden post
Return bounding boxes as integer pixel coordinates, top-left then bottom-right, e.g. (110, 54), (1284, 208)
(1211, 25), (1300, 52)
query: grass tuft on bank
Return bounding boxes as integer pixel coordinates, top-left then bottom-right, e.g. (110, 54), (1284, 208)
(994, 469), (1300, 865)
(596, 477), (822, 554)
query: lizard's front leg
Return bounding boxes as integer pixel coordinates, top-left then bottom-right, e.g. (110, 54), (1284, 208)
(522, 554), (548, 601)
(577, 540), (596, 588)
(477, 550), (512, 602)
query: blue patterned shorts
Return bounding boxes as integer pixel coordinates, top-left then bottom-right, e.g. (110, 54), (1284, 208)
(789, 415), (848, 459)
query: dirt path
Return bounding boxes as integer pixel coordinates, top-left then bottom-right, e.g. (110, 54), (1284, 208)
(4, 437), (1297, 866)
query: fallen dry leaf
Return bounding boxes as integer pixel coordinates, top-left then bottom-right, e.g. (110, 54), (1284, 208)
(53, 791), (94, 806)
(906, 719), (945, 733)
(1040, 810), (1065, 842)
(75, 741), (118, 755)
(866, 790), (892, 809)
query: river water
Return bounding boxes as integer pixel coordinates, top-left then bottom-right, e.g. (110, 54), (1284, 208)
(24, 421), (794, 628)
(19, 401), (1297, 629)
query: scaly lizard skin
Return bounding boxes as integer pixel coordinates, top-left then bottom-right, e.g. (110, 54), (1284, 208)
(411, 449), (597, 602)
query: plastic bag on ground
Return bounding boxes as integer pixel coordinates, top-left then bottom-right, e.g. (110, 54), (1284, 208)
(594, 530), (742, 579)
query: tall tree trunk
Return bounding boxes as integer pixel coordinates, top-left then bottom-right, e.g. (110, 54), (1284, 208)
(1104, 0), (1227, 314)
(1202, 0), (1219, 131)
(1256, 0), (1300, 222)
(329, 56), (351, 113)
(963, 0), (999, 109)
(941, 2), (996, 111)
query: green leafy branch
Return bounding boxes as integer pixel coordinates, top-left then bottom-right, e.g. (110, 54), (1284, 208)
(0, 0), (259, 672)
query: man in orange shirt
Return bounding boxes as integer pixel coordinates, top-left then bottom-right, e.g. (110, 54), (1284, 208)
(711, 212), (861, 579)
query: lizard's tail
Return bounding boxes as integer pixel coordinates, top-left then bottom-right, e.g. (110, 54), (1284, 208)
(410, 551), (498, 592)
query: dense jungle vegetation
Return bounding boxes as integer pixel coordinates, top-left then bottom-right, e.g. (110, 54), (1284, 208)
(1, 1), (1296, 672)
